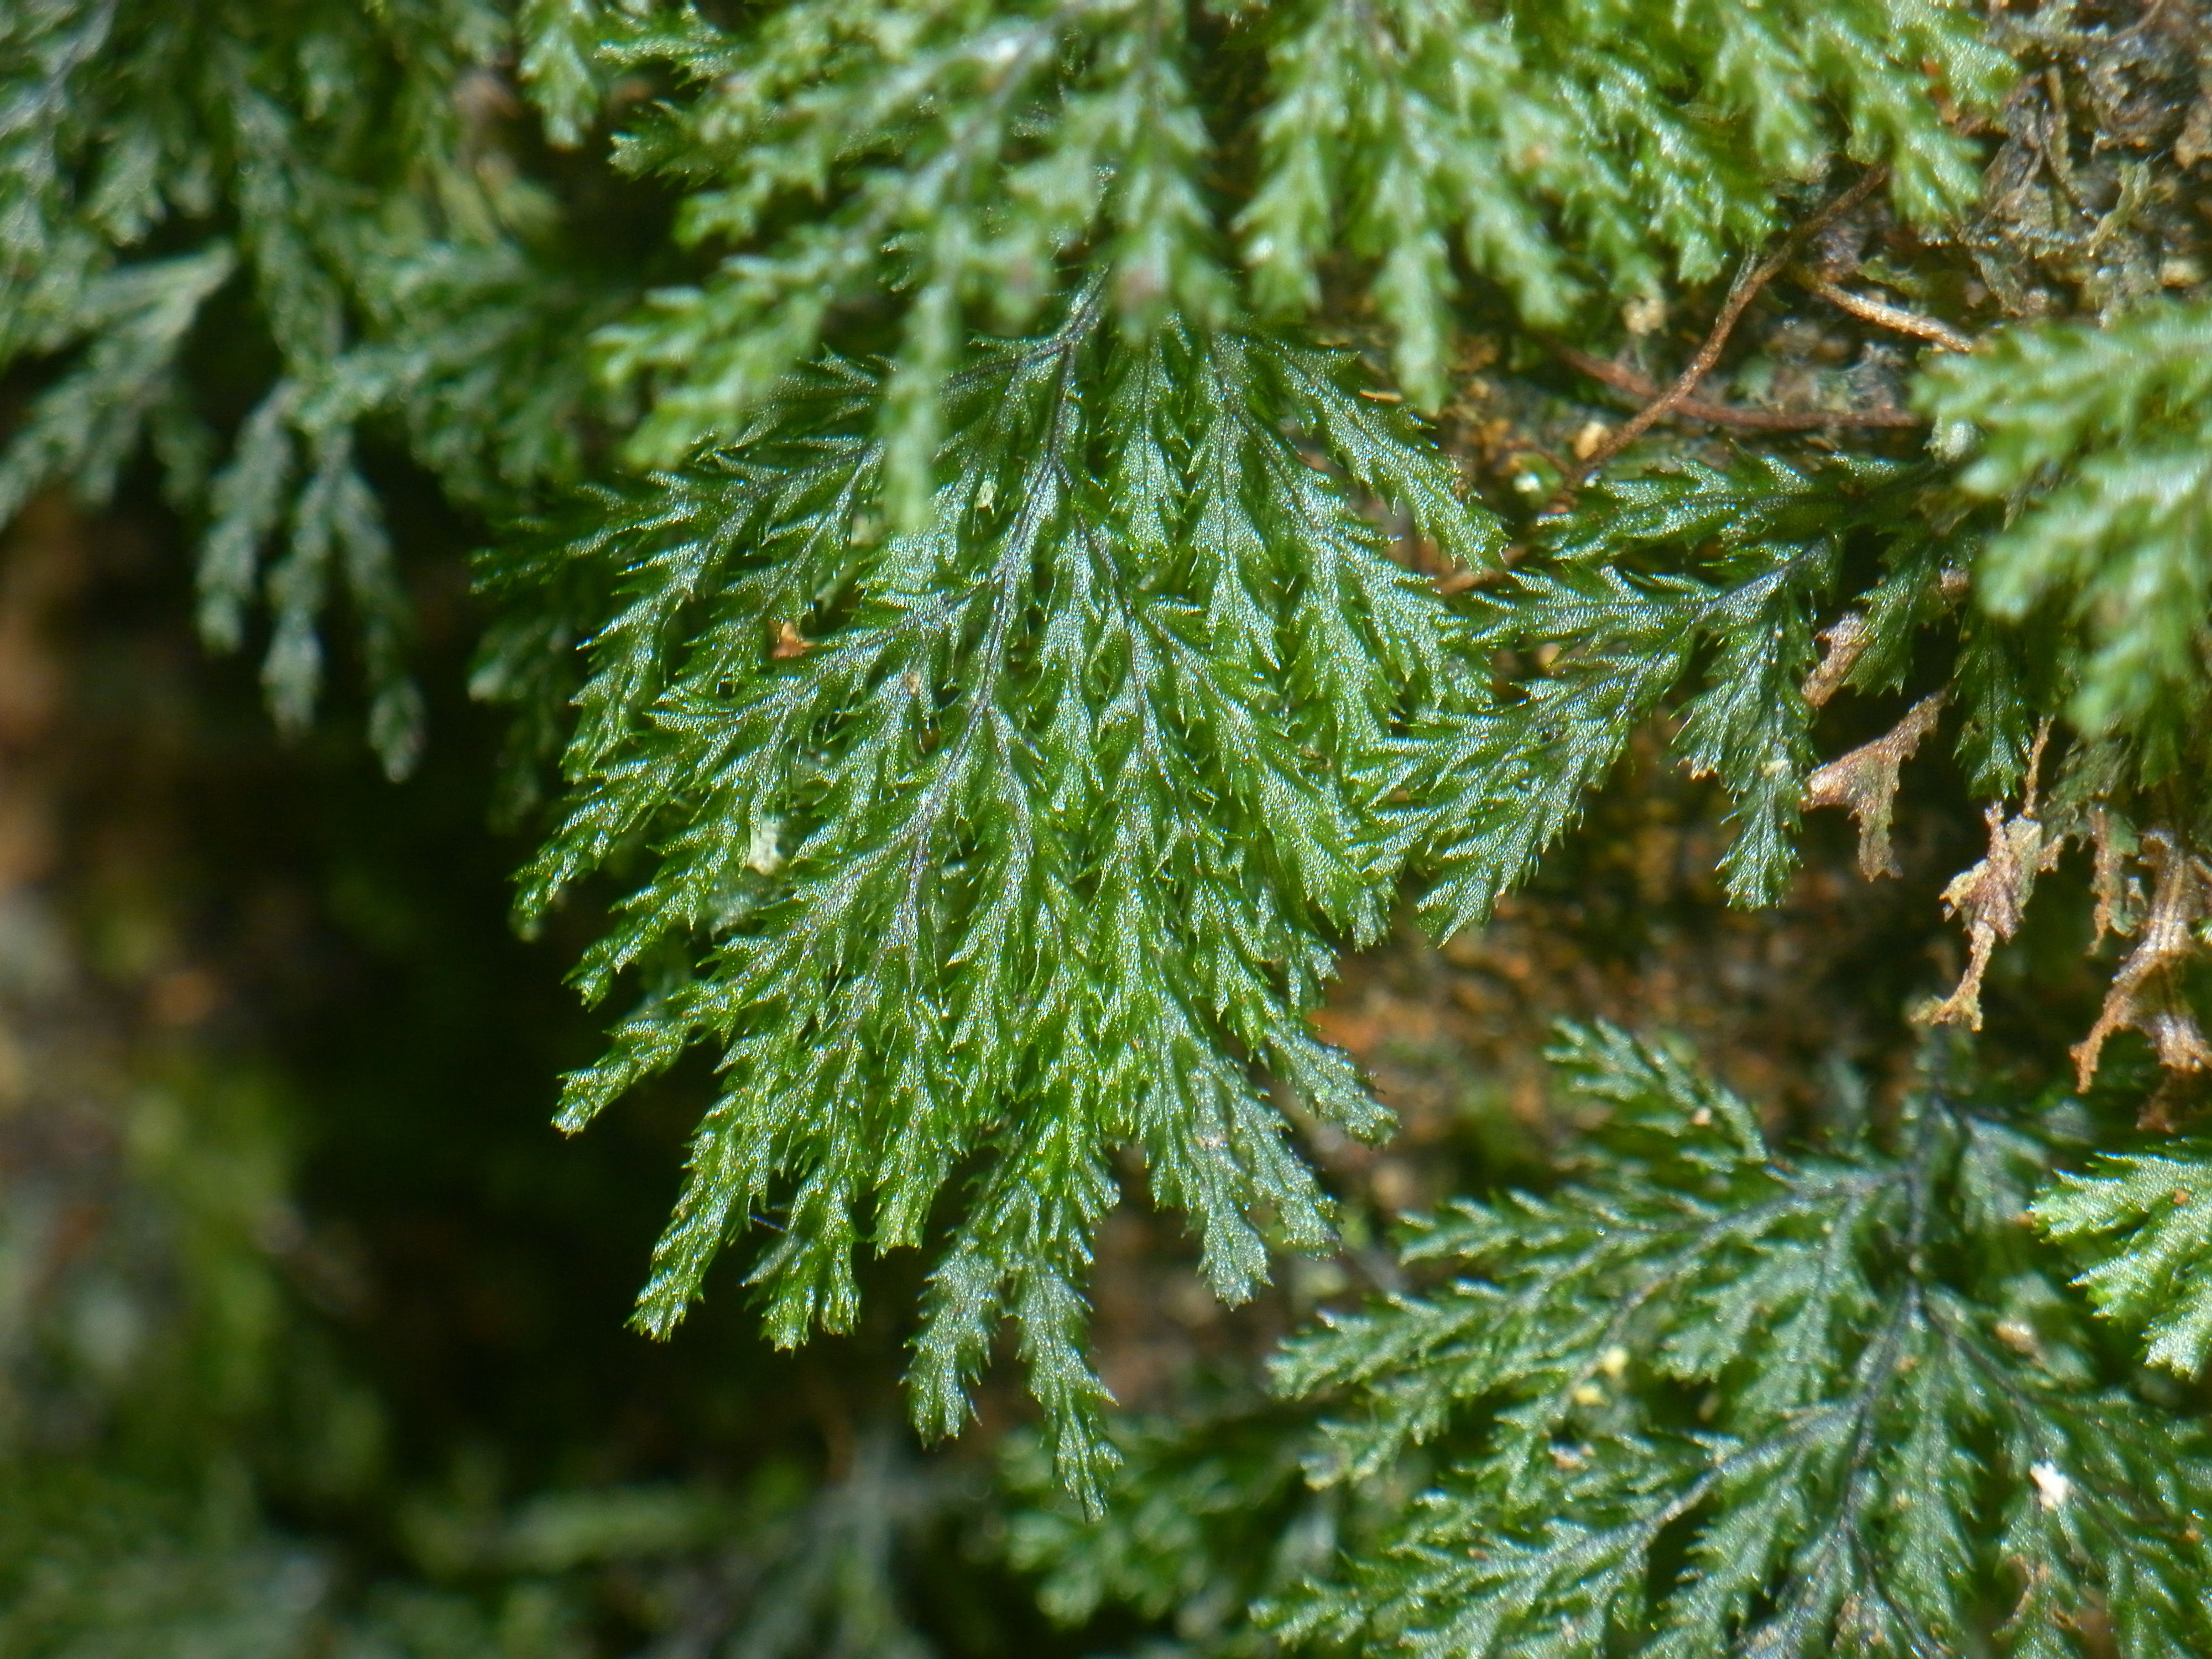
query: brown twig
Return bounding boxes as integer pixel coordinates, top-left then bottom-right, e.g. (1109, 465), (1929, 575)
(1563, 166), (1892, 493)
(1796, 271), (1975, 353)
(1556, 346), (1926, 432)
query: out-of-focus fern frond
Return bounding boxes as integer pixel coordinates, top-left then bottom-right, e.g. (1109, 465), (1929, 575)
(1919, 298), (2212, 784)
(596, 0), (2005, 475)
(0, 1), (624, 775)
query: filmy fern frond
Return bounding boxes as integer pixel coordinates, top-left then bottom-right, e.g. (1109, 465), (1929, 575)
(596, 0), (2006, 474)
(510, 294), (1499, 1506)
(1265, 1025), (2212, 1659)
(1414, 456), (1939, 930)
(1918, 298), (2212, 784)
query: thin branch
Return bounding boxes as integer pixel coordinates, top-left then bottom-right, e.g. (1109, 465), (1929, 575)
(1564, 167), (1892, 491)
(1556, 346), (1925, 432)
(1796, 271), (1975, 353)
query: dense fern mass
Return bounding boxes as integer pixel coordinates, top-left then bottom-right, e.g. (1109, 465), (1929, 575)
(1269, 1027), (2212, 1657)
(595, 0), (2006, 450)
(8, 0), (2212, 1651)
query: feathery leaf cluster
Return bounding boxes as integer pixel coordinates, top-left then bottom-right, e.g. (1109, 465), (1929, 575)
(1269, 1029), (2212, 1657)
(13, 3), (2212, 1644)
(1009, 1030), (2212, 1658)
(510, 0), (2032, 1455)
(594, 0), (2005, 476)
(1, 0), (2048, 1481)
(507, 294), (1491, 1499)
(0, 0), (617, 775)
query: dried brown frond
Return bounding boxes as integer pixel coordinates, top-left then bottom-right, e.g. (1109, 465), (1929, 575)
(2089, 804), (2145, 951)
(1800, 613), (1873, 710)
(1804, 692), (1946, 878)
(1920, 800), (2063, 1031)
(1922, 724), (2061, 1029)
(2072, 830), (2212, 1090)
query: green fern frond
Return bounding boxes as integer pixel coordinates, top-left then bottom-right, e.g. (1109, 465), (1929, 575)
(1243, 0), (2002, 405)
(2036, 1142), (2212, 1378)
(0, 1), (617, 776)
(1919, 298), (2212, 784)
(1265, 1025), (2212, 1658)
(0, 244), (235, 526)
(1415, 456), (1939, 930)
(595, 0), (2005, 472)
(515, 294), (1498, 1505)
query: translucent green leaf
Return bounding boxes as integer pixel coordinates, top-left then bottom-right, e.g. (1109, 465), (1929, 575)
(518, 300), (1500, 1507)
